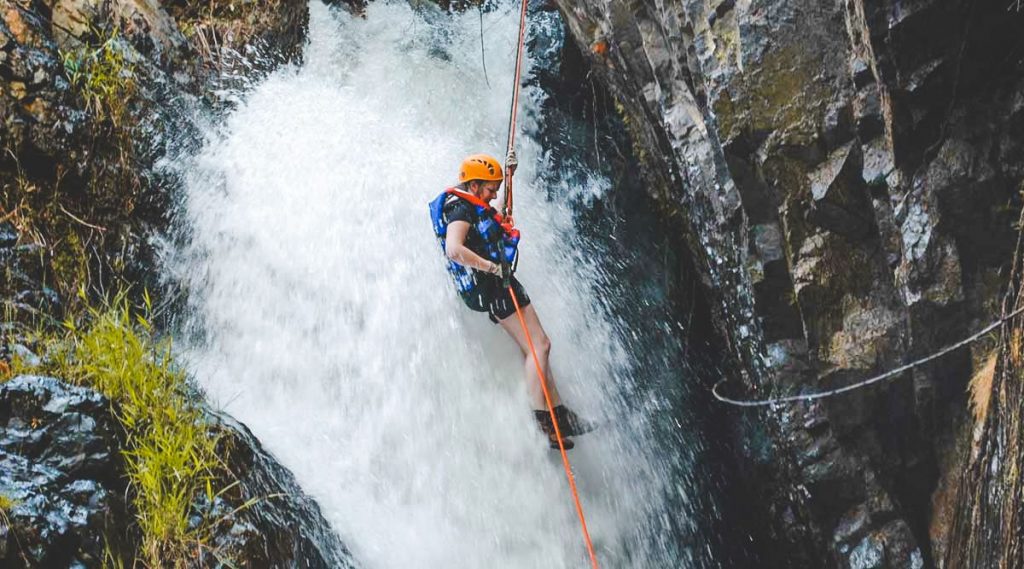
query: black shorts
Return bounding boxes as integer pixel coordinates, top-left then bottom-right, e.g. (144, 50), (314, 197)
(459, 275), (531, 323)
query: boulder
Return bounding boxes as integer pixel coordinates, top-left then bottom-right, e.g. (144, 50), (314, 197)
(0, 375), (134, 568)
(0, 375), (359, 567)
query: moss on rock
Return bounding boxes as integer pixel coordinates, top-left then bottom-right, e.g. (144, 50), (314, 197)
(711, 44), (830, 148)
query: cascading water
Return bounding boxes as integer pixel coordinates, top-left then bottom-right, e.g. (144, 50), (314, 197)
(170, 2), (717, 567)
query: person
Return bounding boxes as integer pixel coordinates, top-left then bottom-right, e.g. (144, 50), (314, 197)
(428, 153), (593, 449)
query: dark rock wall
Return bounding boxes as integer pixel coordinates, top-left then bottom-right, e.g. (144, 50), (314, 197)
(550, 0), (1024, 566)
(524, 8), (764, 564)
(2, 0), (362, 566)
(945, 215), (1024, 568)
(1, 0), (311, 328)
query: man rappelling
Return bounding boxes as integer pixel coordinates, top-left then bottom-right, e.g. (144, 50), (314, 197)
(428, 153), (592, 450)
(426, 1), (600, 563)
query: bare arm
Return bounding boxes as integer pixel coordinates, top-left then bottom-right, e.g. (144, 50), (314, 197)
(447, 220), (499, 274)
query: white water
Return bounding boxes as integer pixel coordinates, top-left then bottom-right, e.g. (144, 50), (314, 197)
(172, 2), (707, 567)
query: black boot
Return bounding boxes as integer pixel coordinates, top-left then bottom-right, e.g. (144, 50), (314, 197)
(534, 410), (574, 450)
(553, 405), (596, 437)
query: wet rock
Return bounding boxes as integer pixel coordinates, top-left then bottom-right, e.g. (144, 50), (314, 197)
(0, 375), (134, 568)
(8, 345), (40, 368)
(895, 191), (963, 307)
(201, 411), (358, 568)
(794, 430), (840, 469)
(553, 0), (1024, 564)
(849, 533), (884, 569)
(0, 2), (84, 161)
(851, 87), (884, 140)
(0, 375), (359, 568)
(765, 340), (811, 384)
(827, 300), (901, 372)
(752, 223), (785, 264)
(844, 520), (923, 569)
(806, 142), (875, 240)
(51, 0), (189, 65)
(835, 504), (871, 547)
(0, 222), (17, 247)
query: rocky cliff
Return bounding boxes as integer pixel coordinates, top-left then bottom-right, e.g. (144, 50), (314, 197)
(550, 0), (1024, 566)
(2, 0), (362, 566)
(1, 0), (317, 323)
(6, 0), (1024, 565)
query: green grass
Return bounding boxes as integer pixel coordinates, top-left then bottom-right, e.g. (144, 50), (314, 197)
(0, 493), (16, 537)
(17, 290), (229, 567)
(61, 29), (137, 127)
(0, 493), (14, 514)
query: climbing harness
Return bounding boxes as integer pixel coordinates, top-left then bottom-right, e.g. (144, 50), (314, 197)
(712, 305), (1024, 408)
(429, 187), (521, 296)
(501, 0), (600, 567)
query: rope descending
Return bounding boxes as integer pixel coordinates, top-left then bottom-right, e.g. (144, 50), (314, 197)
(501, 0), (600, 566)
(501, 0), (529, 219)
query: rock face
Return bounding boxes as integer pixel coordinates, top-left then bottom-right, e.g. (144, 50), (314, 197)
(2, 1), (361, 567)
(205, 411), (357, 568)
(1, 1), (90, 176)
(0, 375), (134, 567)
(551, 0), (1024, 566)
(0, 219), (60, 345)
(0, 0), (313, 326)
(944, 250), (1024, 568)
(0, 375), (358, 568)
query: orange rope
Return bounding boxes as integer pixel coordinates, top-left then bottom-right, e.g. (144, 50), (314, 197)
(502, 0), (529, 219)
(507, 286), (600, 569)
(500, 0), (597, 563)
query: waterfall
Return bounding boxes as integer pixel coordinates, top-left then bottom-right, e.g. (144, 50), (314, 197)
(170, 2), (715, 567)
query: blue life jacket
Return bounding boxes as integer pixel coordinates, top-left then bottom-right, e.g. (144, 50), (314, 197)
(428, 187), (520, 295)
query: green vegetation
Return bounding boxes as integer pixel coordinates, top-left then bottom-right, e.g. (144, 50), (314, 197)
(0, 493), (17, 541)
(15, 291), (232, 567)
(175, 0), (291, 68)
(0, 493), (15, 514)
(711, 44), (827, 147)
(62, 30), (137, 127)
(0, 27), (144, 310)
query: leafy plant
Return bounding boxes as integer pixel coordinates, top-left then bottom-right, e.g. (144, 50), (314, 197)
(21, 290), (232, 567)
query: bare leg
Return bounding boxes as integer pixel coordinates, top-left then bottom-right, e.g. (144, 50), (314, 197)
(497, 303), (563, 410)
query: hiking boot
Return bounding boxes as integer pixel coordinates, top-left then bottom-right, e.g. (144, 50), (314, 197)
(553, 405), (596, 437)
(534, 410), (575, 450)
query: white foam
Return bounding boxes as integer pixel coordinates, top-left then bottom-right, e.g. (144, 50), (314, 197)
(171, 2), (703, 567)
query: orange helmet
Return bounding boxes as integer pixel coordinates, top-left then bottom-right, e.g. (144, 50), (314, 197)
(459, 154), (503, 183)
